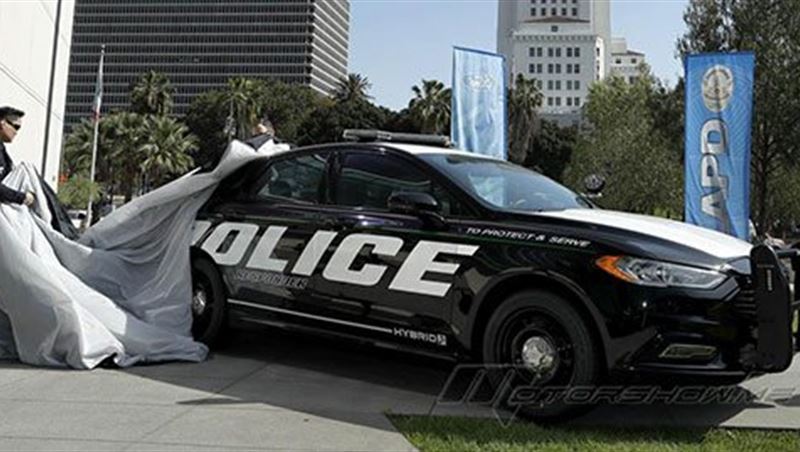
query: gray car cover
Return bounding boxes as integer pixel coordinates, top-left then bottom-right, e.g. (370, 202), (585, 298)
(0, 140), (282, 369)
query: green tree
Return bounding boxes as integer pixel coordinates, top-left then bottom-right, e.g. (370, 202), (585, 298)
(678, 0), (800, 230)
(130, 71), (174, 116)
(565, 73), (683, 216)
(297, 98), (387, 145)
(224, 77), (266, 140)
(409, 79), (451, 135)
(106, 112), (147, 201)
(333, 73), (373, 103)
(507, 74), (544, 164)
(524, 120), (577, 183)
(58, 175), (101, 210)
(140, 116), (197, 189)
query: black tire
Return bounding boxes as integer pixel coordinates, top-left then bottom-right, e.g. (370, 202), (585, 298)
(191, 258), (227, 347)
(482, 289), (601, 422)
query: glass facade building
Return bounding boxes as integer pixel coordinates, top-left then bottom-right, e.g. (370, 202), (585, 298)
(64, 0), (349, 130)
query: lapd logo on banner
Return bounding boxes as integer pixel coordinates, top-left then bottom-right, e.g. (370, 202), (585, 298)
(684, 53), (755, 240)
(702, 65), (734, 112)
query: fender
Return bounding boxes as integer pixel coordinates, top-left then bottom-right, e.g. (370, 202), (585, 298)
(463, 269), (654, 369)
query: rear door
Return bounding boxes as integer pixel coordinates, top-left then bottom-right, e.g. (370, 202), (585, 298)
(197, 150), (331, 313)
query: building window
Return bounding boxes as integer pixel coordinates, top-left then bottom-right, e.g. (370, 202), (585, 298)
(566, 64), (572, 74)
(547, 80), (553, 90)
(566, 97), (573, 106)
(541, 7), (546, 15)
(574, 97), (580, 106)
(555, 64), (561, 74)
(551, 7), (557, 15)
(566, 80), (572, 90)
(537, 80), (543, 89)
(555, 80), (561, 90)
(529, 47), (536, 57)
(555, 97), (561, 106)
(551, 25), (559, 32)
(529, 64), (536, 74)
(575, 80), (580, 90)
(572, 7), (578, 15)
(631, 58), (638, 64)
(574, 47), (581, 57)
(531, 7), (537, 16)
(615, 58), (622, 64)
(547, 97), (553, 106)
(566, 48), (572, 57)
(548, 47), (554, 57)
(537, 63), (543, 73)
(561, 7), (567, 15)
(547, 63), (554, 73)
(555, 47), (561, 57)
(538, 47), (543, 57)
(574, 64), (580, 74)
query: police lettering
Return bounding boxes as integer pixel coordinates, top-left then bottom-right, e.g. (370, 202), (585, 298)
(197, 223), (479, 297)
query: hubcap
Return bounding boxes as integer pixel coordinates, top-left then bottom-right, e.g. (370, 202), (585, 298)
(520, 335), (558, 373)
(192, 288), (208, 316)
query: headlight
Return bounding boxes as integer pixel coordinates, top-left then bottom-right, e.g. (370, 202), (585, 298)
(595, 255), (727, 289)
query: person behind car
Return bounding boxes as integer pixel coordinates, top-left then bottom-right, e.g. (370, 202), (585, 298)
(245, 115), (277, 150)
(0, 106), (35, 207)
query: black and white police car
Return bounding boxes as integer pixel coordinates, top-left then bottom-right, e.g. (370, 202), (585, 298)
(190, 130), (799, 420)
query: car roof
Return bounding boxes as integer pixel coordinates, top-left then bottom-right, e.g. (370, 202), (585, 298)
(283, 141), (503, 162)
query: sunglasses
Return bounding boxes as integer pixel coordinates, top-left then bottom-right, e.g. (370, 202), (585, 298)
(3, 120), (21, 131)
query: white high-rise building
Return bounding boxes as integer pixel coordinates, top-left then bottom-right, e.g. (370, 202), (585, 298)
(0, 1), (74, 186)
(497, 0), (644, 122)
(610, 38), (645, 83)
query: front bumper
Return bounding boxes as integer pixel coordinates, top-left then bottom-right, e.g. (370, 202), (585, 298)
(613, 244), (799, 378)
(745, 244), (800, 372)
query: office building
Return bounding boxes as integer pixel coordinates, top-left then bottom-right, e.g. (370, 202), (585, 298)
(497, 0), (645, 121)
(65, 0), (349, 130)
(0, 0), (74, 185)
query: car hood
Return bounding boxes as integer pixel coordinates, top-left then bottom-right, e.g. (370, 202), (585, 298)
(536, 209), (752, 260)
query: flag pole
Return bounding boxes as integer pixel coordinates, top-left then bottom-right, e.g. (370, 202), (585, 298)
(86, 44), (105, 227)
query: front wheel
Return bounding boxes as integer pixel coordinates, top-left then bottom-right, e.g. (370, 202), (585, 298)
(482, 289), (601, 422)
(191, 258), (227, 346)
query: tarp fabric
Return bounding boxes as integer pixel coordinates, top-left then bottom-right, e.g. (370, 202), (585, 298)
(0, 140), (283, 369)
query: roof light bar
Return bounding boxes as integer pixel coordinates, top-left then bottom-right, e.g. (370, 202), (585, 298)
(342, 129), (452, 148)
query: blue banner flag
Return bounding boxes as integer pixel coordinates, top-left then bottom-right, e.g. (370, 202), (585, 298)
(684, 52), (755, 240)
(451, 47), (507, 159)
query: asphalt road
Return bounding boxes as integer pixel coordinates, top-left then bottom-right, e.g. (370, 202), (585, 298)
(1, 327), (799, 451)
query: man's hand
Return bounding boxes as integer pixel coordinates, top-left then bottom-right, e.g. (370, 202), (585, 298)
(23, 191), (35, 207)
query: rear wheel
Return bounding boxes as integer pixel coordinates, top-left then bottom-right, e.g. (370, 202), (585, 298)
(482, 289), (601, 422)
(191, 258), (227, 346)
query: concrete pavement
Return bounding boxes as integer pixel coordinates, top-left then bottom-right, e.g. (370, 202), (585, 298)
(2, 326), (800, 450)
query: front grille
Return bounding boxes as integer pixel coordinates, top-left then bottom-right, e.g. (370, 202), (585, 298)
(732, 285), (756, 319)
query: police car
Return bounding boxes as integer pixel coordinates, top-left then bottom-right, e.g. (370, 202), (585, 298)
(189, 130), (799, 420)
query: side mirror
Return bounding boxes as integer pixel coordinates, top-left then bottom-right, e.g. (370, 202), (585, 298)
(387, 192), (440, 216)
(583, 174), (606, 197)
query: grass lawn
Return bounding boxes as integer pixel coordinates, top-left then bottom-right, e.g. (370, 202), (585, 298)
(390, 415), (800, 452)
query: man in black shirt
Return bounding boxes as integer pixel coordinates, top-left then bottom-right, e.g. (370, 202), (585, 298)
(0, 106), (35, 206)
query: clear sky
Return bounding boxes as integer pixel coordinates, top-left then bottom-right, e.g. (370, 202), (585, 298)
(349, 0), (689, 111)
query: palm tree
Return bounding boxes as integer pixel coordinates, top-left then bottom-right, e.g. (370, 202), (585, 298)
(139, 116), (197, 189)
(130, 71), (174, 116)
(507, 74), (543, 164)
(106, 112), (147, 201)
(223, 77), (265, 140)
(333, 73), (372, 103)
(409, 79), (451, 135)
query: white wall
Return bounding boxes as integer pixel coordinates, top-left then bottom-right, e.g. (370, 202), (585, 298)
(0, 0), (74, 187)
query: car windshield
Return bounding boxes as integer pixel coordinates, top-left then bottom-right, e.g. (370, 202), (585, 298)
(420, 153), (590, 212)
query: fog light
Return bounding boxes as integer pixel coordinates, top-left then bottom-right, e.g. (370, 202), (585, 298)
(659, 344), (717, 360)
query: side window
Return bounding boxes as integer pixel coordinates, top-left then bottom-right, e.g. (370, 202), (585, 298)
(335, 152), (464, 215)
(254, 153), (327, 204)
